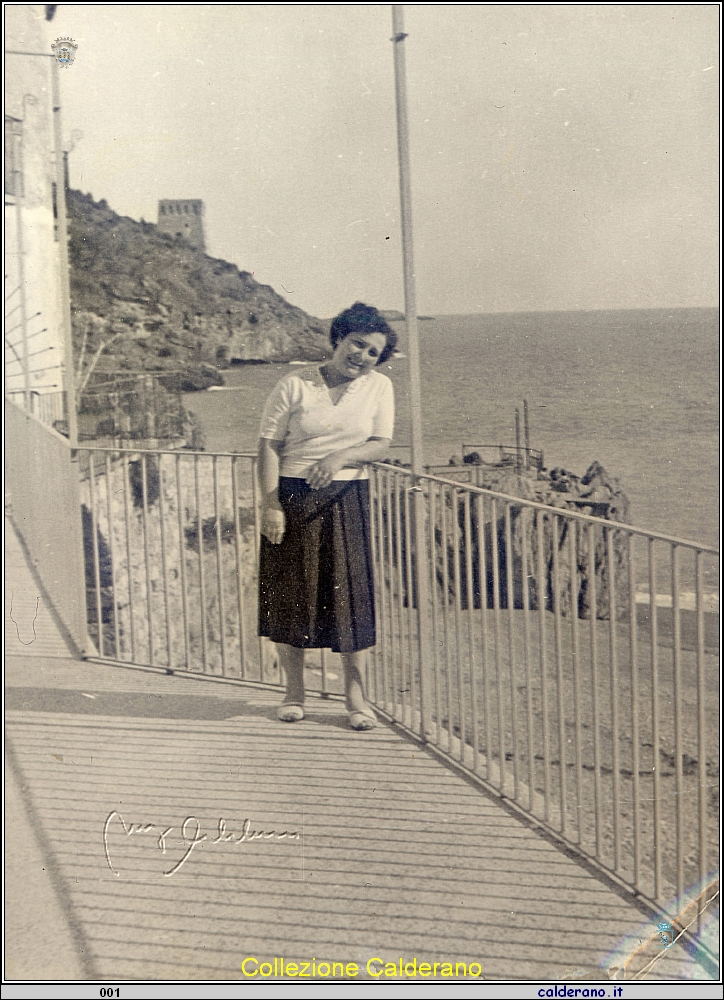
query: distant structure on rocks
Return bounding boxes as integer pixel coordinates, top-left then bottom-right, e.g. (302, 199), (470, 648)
(157, 199), (205, 251)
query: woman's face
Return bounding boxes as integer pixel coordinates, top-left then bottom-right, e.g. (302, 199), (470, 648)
(329, 331), (388, 379)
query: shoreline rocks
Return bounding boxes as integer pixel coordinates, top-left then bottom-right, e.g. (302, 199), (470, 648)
(381, 457), (632, 621)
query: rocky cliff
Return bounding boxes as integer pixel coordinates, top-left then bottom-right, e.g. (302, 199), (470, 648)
(67, 189), (330, 401)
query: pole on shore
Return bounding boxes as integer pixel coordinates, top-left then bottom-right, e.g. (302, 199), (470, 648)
(392, 5), (423, 477)
(515, 407), (522, 473)
(391, 5), (433, 740)
(523, 398), (531, 471)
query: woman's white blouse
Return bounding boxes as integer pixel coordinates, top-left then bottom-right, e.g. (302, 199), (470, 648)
(259, 366), (395, 481)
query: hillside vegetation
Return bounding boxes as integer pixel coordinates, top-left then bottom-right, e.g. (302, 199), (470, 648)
(67, 189), (329, 408)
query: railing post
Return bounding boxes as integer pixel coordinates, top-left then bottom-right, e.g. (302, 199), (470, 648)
(411, 486), (433, 738)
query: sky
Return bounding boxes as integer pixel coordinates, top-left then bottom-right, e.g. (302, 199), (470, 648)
(49, 3), (719, 319)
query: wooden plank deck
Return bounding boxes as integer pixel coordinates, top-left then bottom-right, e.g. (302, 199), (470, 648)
(5, 518), (710, 982)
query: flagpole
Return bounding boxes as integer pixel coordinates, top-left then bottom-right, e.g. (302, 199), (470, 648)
(391, 5), (432, 739)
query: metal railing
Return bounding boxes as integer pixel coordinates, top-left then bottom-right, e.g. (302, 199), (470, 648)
(5, 388), (66, 428)
(460, 441), (544, 472)
(367, 462), (719, 908)
(75, 445), (344, 692)
(74, 442), (719, 906)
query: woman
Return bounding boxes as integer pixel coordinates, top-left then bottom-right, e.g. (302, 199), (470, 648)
(257, 302), (396, 729)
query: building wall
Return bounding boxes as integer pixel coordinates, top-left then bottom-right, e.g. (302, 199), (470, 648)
(4, 5), (65, 407)
(157, 199), (206, 252)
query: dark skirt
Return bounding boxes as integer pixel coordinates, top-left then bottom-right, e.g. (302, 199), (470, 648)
(258, 477), (376, 653)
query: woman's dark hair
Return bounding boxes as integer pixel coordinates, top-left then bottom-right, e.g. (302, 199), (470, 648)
(329, 302), (397, 365)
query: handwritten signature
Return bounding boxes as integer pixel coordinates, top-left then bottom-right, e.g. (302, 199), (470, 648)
(103, 811), (300, 877)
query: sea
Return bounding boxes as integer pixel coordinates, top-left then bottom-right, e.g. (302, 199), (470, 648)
(185, 306), (719, 557)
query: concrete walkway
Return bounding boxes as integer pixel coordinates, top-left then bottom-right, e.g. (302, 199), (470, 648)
(4, 518), (712, 982)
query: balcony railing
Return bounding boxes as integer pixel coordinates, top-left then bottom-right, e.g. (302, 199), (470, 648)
(367, 462), (718, 910)
(18, 424), (718, 909)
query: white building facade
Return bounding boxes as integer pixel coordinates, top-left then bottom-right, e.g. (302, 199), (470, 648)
(5, 4), (71, 429)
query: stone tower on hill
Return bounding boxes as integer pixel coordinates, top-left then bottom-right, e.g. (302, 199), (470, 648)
(157, 199), (205, 251)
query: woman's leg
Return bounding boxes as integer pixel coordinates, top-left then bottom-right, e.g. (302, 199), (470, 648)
(276, 643), (305, 720)
(342, 649), (376, 729)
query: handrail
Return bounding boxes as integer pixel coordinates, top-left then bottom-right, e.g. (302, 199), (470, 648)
(371, 462), (720, 554)
(461, 442), (544, 454)
(76, 441), (719, 552)
(30, 427), (720, 554)
(78, 444), (258, 460)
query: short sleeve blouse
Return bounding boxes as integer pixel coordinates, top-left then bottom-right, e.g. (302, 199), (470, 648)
(259, 366), (394, 481)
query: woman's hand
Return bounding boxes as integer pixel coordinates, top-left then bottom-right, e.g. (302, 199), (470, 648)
(261, 506), (285, 545)
(306, 453), (346, 490)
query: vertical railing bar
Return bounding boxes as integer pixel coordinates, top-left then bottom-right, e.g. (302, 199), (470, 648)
(368, 468), (380, 706)
(393, 472), (407, 723)
(428, 480), (442, 746)
(451, 488), (466, 761)
(671, 544), (683, 898)
(695, 551), (707, 919)
(607, 527), (621, 871)
(157, 454), (173, 668)
(403, 485), (417, 727)
(537, 512), (550, 820)
(391, 471), (404, 718)
(649, 539), (662, 899)
(476, 493), (492, 782)
(521, 507), (535, 810)
(103, 453), (121, 657)
(504, 503), (520, 802)
(385, 472), (397, 717)
(491, 498), (505, 789)
(375, 468), (390, 711)
(251, 455), (265, 682)
(320, 648), (329, 696)
(88, 453), (105, 657)
(231, 457), (248, 679)
(394, 471), (404, 717)
(440, 483), (454, 753)
(404, 480), (417, 729)
(376, 468), (389, 707)
(588, 521), (602, 859)
(412, 472), (434, 743)
(464, 491), (479, 772)
(552, 514), (567, 834)
(213, 457), (228, 677)
(194, 455), (209, 674)
(121, 452), (136, 662)
(569, 520), (583, 842)
(628, 531), (640, 886)
(175, 454), (190, 670)
(378, 469), (390, 709)
(378, 471), (388, 710)
(140, 454), (154, 666)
